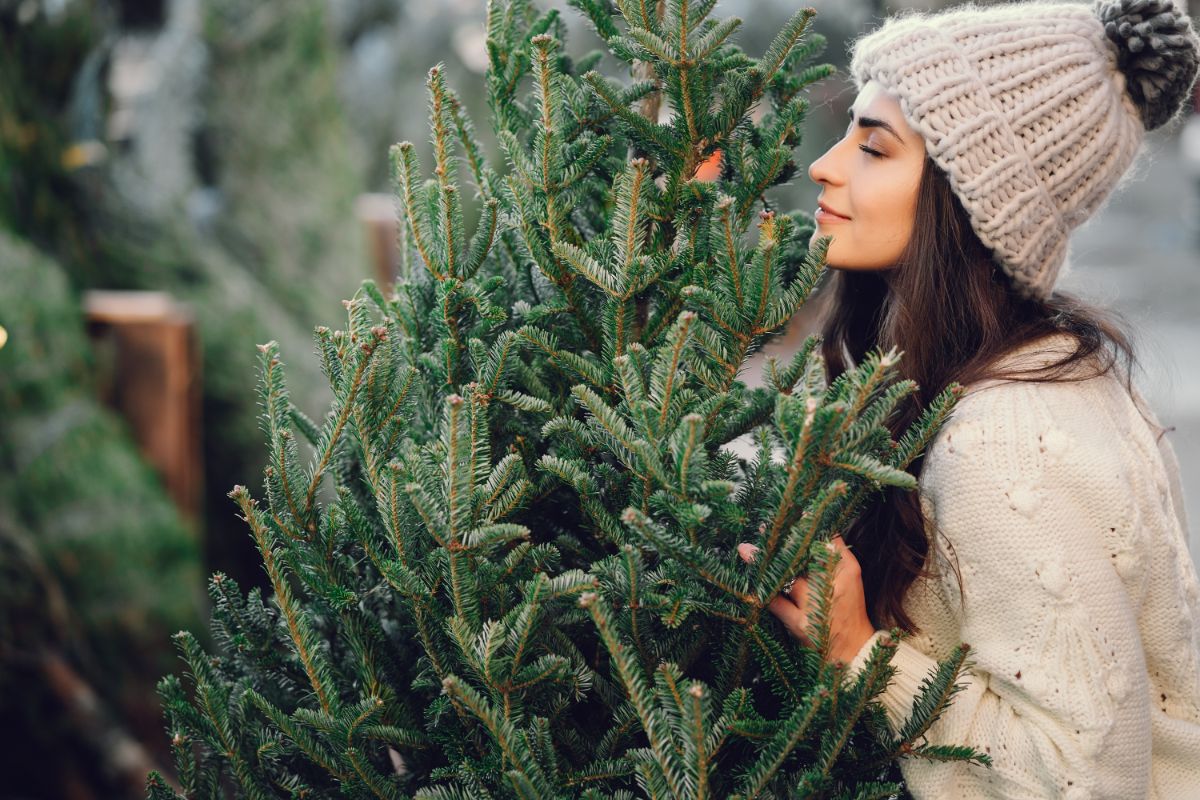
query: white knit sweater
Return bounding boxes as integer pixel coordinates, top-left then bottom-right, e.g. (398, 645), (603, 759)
(847, 333), (1200, 799)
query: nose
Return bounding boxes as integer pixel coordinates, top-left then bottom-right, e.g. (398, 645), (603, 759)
(808, 142), (840, 188)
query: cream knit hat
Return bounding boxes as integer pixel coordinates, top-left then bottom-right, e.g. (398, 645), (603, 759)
(848, 0), (1200, 300)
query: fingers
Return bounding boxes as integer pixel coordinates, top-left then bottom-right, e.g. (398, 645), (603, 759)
(738, 541), (812, 644)
(766, 593), (808, 634)
(738, 538), (866, 655)
(827, 535), (852, 560)
(784, 576), (808, 612)
(739, 540), (805, 602)
(743, 537), (847, 560)
(826, 535), (860, 578)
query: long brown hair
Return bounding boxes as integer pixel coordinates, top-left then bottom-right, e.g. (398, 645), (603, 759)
(819, 154), (1162, 633)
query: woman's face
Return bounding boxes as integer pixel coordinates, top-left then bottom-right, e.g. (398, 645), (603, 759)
(807, 80), (926, 272)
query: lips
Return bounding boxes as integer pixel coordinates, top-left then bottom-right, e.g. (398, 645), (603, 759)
(817, 200), (850, 219)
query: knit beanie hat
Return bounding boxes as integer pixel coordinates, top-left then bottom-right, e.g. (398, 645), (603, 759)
(848, 0), (1200, 300)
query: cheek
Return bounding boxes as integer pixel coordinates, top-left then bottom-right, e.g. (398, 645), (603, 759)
(859, 175), (919, 244)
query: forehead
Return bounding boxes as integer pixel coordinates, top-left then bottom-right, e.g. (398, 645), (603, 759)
(851, 81), (906, 125)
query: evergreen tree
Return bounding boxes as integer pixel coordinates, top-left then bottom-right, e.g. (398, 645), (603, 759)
(148, 1), (990, 797)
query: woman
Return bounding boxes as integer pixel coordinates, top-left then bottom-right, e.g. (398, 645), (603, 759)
(737, 0), (1200, 796)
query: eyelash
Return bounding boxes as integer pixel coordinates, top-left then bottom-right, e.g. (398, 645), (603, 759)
(858, 144), (884, 158)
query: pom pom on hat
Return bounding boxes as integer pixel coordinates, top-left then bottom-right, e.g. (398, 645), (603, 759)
(1096, 0), (1200, 130)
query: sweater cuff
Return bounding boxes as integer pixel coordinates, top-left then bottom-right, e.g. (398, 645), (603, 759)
(847, 633), (942, 735)
(846, 630), (890, 680)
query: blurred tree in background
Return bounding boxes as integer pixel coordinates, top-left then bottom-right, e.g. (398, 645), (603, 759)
(0, 231), (204, 798)
(1, 0), (368, 795)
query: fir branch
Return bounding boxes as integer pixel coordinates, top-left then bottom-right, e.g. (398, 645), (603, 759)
(890, 382), (964, 470)
(461, 522), (531, 551)
(231, 487), (337, 716)
(582, 70), (677, 155)
(554, 239), (624, 297)
(757, 480), (846, 602)
(568, 0), (622, 42)
(615, 157), (652, 276)
(256, 342), (307, 540)
(246, 689), (348, 780)
(763, 332), (820, 396)
(758, 6), (817, 85)
(906, 743), (992, 766)
(579, 592), (689, 799)
(731, 684), (826, 799)
(173, 633), (277, 800)
(828, 451), (917, 491)
(464, 198), (501, 280)
(650, 310), (696, 429)
(673, 2), (700, 146)
(616, 0), (662, 32)
(689, 15), (740, 62)
(621, 507), (754, 603)
(391, 142), (442, 280)
(744, 623), (804, 707)
(440, 675), (554, 793)
(623, 27), (679, 62)
(758, 393), (820, 581)
(302, 323), (383, 529)
(893, 642), (978, 750)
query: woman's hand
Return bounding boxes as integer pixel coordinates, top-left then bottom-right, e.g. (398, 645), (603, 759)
(737, 536), (878, 666)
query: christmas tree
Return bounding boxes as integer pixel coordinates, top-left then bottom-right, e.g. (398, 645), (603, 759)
(148, 1), (990, 797)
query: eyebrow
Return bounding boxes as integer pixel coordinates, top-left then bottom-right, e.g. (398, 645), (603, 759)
(848, 108), (906, 148)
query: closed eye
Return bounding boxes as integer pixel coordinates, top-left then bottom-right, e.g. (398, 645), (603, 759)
(859, 144), (884, 158)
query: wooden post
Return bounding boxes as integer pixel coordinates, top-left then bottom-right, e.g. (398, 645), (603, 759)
(83, 290), (202, 521)
(356, 193), (401, 291)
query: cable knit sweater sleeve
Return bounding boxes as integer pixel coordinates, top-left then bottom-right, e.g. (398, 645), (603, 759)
(848, 378), (1163, 799)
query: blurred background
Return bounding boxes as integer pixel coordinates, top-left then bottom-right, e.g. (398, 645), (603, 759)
(1, 0), (1196, 796)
